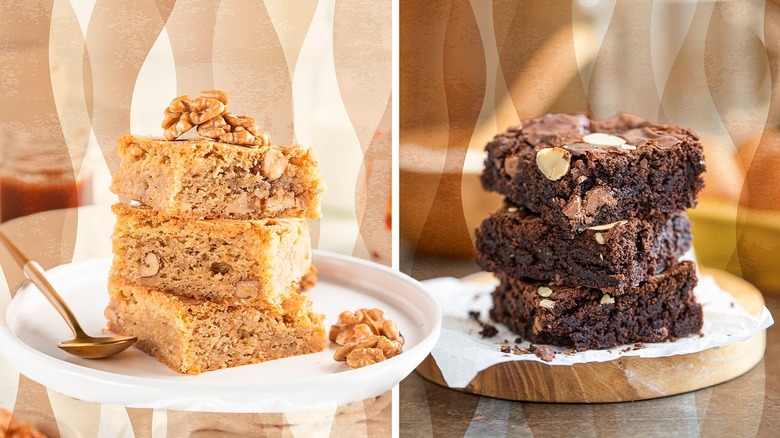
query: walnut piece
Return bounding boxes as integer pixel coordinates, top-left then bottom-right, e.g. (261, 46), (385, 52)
(334, 334), (403, 369)
(299, 264), (318, 291)
(197, 112), (271, 147)
(162, 92), (227, 140)
(345, 347), (386, 368)
(236, 280), (260, 298)
(262, 148), (288, 181)
(199, 89), (230, 105)
(329, 308), (404, 346)
(330, 308), (405, 369)
(139, 253), (160, 277)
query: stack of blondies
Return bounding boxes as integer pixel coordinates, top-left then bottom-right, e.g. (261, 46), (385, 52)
(105, 91), (326, 374)
(476, 113), (706, 351)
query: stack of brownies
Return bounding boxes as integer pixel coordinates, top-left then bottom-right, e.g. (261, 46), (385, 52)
(476, 113), (706, 351)
(105, 91), (326, 373)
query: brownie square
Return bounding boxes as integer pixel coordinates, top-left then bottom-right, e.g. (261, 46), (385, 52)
(480, 113), (705, 235)
(489, 261), (703, 351)
(475, 203), (692, 293)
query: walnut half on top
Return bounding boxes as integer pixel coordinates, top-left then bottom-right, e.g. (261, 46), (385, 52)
(161, 89), (271, 147)
(197, 112), (271, 147)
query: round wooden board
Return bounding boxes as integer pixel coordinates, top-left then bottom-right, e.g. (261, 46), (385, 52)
(415, 268), (767, 403)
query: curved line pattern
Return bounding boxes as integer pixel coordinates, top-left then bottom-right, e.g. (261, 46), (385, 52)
(213, 0), (293, 144)
(334, 0), (392, 262)
(86, 0), (173, 172)
(167, 0), (221, 93)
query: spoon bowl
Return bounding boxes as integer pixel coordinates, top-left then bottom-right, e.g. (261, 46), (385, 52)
(0, 231), (136, 359)
(58, 336), (137, 359)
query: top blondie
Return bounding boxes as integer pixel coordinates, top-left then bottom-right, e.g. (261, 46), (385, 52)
(110, 90), (324, 220)
(481, 113), (705, 235)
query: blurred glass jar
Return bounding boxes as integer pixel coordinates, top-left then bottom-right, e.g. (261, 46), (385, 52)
(0, 134), (92, 223)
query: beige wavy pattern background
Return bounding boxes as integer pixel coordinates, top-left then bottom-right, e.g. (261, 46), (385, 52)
(1, 0), (391, 436)
(400, 0), (776, 279)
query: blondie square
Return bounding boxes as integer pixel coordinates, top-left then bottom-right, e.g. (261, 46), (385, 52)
(110, 202), (311, 308)
(489, 261), (703, 351)
(481, 114), (705, 235)
(110, 135), (324, 219)
(105, 280), (326, 374)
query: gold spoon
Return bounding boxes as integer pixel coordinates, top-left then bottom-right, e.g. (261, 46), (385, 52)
(0, 231), (136, 359)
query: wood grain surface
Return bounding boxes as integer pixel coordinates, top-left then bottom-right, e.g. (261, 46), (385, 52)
(416, 268), (766, 403)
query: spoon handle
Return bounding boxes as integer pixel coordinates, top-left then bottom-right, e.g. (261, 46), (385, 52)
(0, 232), (88, 338)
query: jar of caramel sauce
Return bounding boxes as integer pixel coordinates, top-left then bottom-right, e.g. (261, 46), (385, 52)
(0, 136), (91, 223)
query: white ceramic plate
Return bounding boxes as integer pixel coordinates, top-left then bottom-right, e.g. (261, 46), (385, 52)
(0, 251), (441, 413)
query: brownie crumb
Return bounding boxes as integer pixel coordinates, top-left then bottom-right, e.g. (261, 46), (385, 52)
(468, 309), (500, 338)
(529, 344), (556, 362)
(633, 343), (645, 350)
(499, 345), (511, 353)
(479, 324), (499, 338)
(514, 337), (523, 344)
(513, 345), (530, 355)
(620, 346), (632, 354)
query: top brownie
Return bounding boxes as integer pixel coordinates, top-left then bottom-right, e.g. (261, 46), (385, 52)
(481, 114), (705, 234)
(111, 135), (324, 220)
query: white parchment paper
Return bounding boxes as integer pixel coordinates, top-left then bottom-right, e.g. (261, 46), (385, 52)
(424, 274), (774, 389)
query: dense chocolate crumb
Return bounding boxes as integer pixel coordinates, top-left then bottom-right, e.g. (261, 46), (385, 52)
(513, 346), (530, 355)
(479, 324), (499, 338)
(530, 344), (556, 362)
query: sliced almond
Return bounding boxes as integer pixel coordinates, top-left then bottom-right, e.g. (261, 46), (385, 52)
(600, 294), (615, 305)
(539, 299), (555, 309)
(594, 232), (605, 245)
(537, 286), (553, 297)
(587, 220), (628, 231)
(535, 147), (570, 181)
(582, 132), (626, 146)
